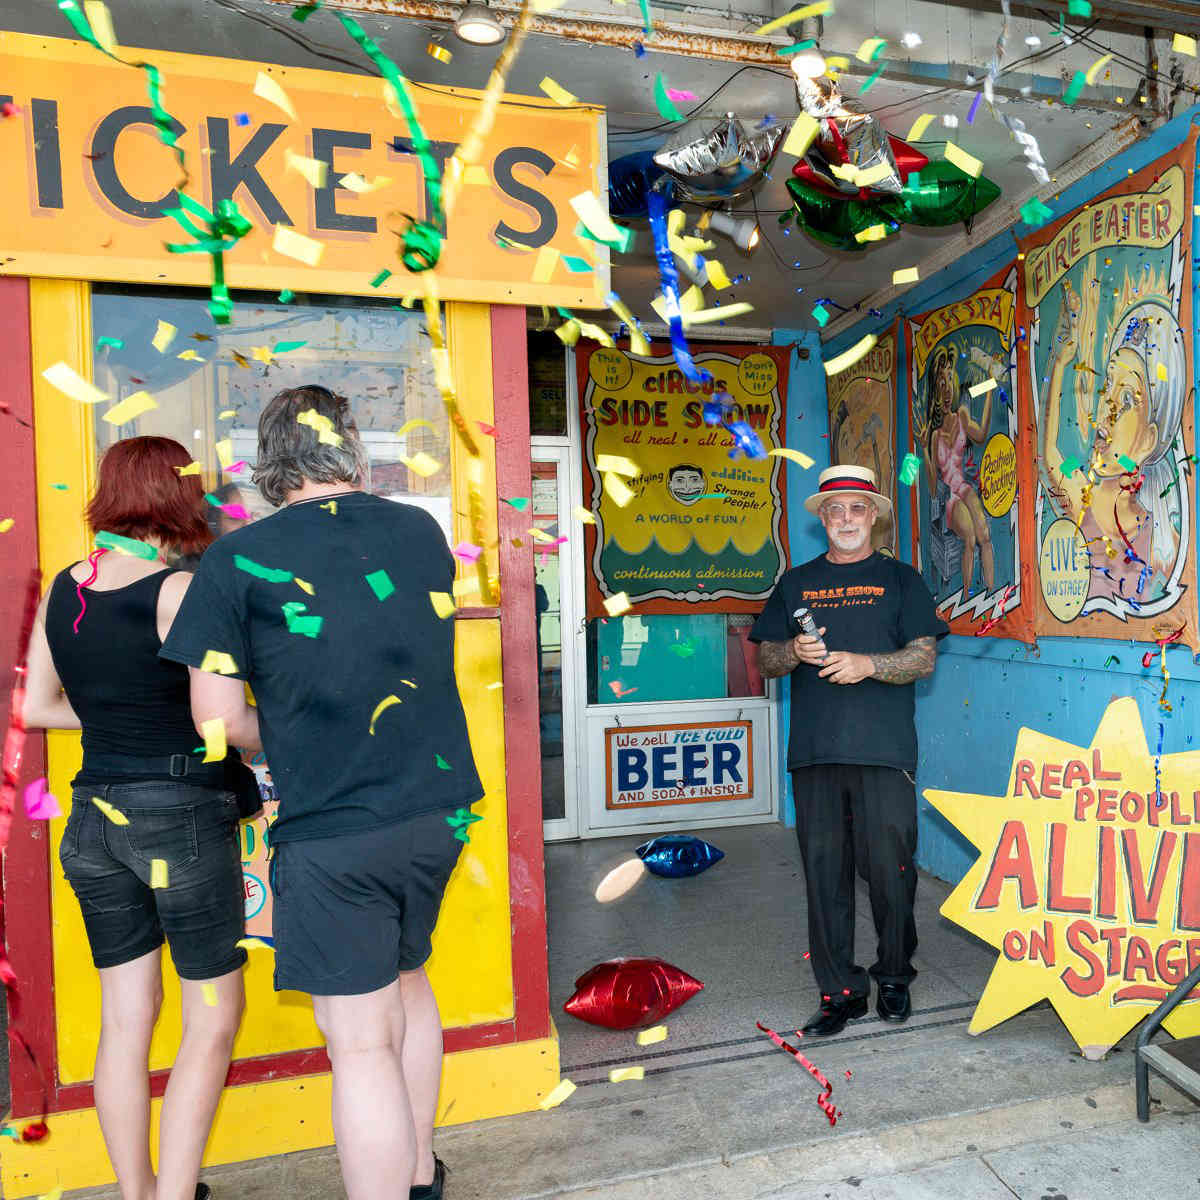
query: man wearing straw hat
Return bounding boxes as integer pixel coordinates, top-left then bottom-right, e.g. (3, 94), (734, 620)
(750, 465), (947, 1037)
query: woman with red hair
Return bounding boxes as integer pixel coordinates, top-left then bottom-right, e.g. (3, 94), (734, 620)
(22, 436), (253, 1200)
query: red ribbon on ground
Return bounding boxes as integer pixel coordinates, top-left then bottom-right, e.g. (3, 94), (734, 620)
(756, 1021), (840, 1126)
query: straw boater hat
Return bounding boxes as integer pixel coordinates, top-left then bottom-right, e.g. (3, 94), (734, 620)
(803, 464), (893, 517)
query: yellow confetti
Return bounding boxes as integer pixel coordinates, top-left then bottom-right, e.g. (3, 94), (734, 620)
(397, 417), (438, 439)
(431, 346), (454, 394)
(824, 334), (878, 376)
(150, 858), (168, 889)
(427, 41), (452, 63)
(906, 112), (936, 141)
(1157, 361), (1168, 381)
(753, 1), (831, 36)
(177, 349), (204, 362)
(320, 500), (338, 515)
(201, 717), (227, 763)
(202, 983), (217, 1007)
(570, 191), (630, 248)
(943, 141), (983, 179)
(606, 294), (651, 355)
(854, 224), (889, 243)
(152, 320), (177, 353)
(539, 76), (577, 106)
(215, 438), (234, 468)
(486, 681), (503, 690)
(968, 377), (997, 398)
(218, 408), (236, 419)
(296, 409), (342, 447)
(83, 0), (117, 54)
(294, 578), (314, 595)
(706, 259), (732, 290)
(251, 345), (275, 366)
(1173, 32), (1197, 56)
(0, 518), (14, 534)
(273, 224), (324, 266)
(893, 266), (920, 285)
(237, 937), (273, 951)
(603, 591), (632, 617)
(452, 576), (481, 599)
(42, 362), (109, 406)
(339, 172), (391, 194)
(199, 650), (239, 675)
(430, 591), (456, 619)
(573, 505), (596, 525)
(555, 319), (581, 347)
(608, 1066), (645, 1083)
(1085, 53), (1113, 85)
(856, 36), (887, 62)
(596, 454), (639, 477)
(682, 302), (754, 326)
(102, 390), (158, 425)
(285, 148), (328, 188)
(91, 795), (129, 826)
(532, 245), (560, 283)
(400, 451), (442, 478)
(253, 71), (297, 120)
(369, 694), (403, 735)
(637, 1025), (668, 1046)
(768, 447), (815, 469)
(539, 1079), (577, 1110)
(175, 461), (202, 476)
(603, 472), (636, 508)
(824, 55), (850, 72)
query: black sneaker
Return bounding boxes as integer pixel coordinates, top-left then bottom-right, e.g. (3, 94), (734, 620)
(410, 1156), (447, 1200)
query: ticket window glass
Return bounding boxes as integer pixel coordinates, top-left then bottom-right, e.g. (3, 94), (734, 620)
(90, 285), (452, 540)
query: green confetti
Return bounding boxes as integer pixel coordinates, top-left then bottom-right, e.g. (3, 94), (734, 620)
(653, 74), (686, 122)
(574, 220), (634, 254)
(435, 754), (453, 770)
(273, 340), (307, 353)
(860, 63), (886, 94)
(203, 492), (222, 507)
(668, 641), (696, 658)
(370, 269), (393, 288)
(1019, 197), (1054, 228)
(234, 554), (293, 584)
(365, 569), (395, 601)
(96, 336), (124, 351)
(504, 497), (532, 512)
(1060, 455), (1082, 477)
(278, 289), (295, 304)
(291, 1), (322, 20)
(1068, 0), (1091, 15)
(899, 452), (921, 485)
(281, 601), (323, 638)
(1063, 70), (1086, 106)
(446, 806), (482, 843)
(50, 483), (69, 491)
(1117, 454), (1138, 472)
(776, 38), (816, 55)
(1103, 655), (1120, 667)
(812, 304), (829, 327)
(97, 531), (158, 559)
(561, 255), (593, 273)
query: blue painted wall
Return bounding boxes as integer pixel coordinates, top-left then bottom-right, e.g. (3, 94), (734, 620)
(819, 106), (1200, 881)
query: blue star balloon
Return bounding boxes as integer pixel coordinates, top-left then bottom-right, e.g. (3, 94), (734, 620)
(636, 834), (725, 878)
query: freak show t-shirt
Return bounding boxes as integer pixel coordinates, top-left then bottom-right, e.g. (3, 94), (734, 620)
(749, 553), (948, 772)
(160, 492), (483, 844)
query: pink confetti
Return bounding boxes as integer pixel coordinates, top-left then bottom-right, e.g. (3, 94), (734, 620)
(23, 778), (61, 820)
(1, 101), (20, 118)
(225, 460), (250, 475)
(453, 542), (484, 562)
(221, 504), (251, 520)
(476, 421), (497, 437)
(667, 88), (696, 101)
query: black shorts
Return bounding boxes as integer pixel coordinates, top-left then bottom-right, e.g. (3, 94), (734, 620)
(269, 810), (465, 996)
(60, 782), (248, 980)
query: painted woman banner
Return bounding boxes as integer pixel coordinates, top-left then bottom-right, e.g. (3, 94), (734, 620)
(827, 324), (898, 553)
(905, 263), (1036, 640)
(1017, 131), (1198, 646)
(578, 343), (790, 616)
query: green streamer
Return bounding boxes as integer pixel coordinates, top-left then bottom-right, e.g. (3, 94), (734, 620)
(234, 554), (293, 584)
(338, 14), (444, 272)
(653, 74), (685, 122)
(96, 531), (159, 559)
(777, 38), (816, 55)
(860, 63), (886, 94)
(638, 0), (653, 36)
(1063, 70), (1086, 105)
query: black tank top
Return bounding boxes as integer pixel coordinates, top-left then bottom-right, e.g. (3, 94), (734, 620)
(45, 566), (200, 781)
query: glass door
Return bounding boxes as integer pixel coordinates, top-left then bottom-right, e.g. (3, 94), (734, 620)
(535, 449), (581, 840)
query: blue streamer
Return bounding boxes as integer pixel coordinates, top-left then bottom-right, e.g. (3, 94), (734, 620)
(646, 188), (710, 385)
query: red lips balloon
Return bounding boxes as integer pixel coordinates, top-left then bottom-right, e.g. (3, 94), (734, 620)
(563, 957), (704, 1029)
(792, 133), (928, 200)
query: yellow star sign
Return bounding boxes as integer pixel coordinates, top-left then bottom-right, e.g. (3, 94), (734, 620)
(927, 698), (1200, 1059)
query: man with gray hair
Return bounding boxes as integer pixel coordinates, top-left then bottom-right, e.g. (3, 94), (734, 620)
(161, 385), (480, 1200)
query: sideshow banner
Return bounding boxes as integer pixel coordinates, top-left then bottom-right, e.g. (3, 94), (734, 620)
(579, 344), (790, 616)
(606, 720), (753, 809)
(928, 699), (1200, 1058)
(827, 324), (898, 553)
(906, 263), (1035, 639)
(1018, 133), (1198, 645)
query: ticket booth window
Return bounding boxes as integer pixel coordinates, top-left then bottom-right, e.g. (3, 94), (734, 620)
(90, 286), (451, 538)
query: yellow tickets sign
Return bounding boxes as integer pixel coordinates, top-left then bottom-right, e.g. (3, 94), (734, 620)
(578, 343), (790, 616)
(928, 698), (1200, 1059)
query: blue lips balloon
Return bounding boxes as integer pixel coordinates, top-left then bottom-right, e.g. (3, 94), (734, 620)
(636, 834), (725, 878)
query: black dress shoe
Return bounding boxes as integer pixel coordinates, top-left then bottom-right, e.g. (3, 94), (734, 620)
(195, 1186), (211, 1200)
(800, 992), (868, 1036)
(877, 982), (912, 1023)
(410, 1156), (447, 1200)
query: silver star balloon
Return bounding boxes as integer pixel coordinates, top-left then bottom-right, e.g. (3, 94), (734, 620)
(653, 113), (785, 202)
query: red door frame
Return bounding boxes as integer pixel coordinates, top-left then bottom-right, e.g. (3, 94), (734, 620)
(1, 294), (548, 1117)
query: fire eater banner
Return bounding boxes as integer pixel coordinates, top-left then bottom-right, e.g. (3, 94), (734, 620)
(927, 698), (1200, 1059)
(579, 343), (790, 616)
(827, 323), (898, 554)
(906, 262), (1036, 640)
(1018, 131), (1198, 646)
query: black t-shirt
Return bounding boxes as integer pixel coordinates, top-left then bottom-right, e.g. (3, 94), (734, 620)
(749, 553), (948, 772)
(160, 492), (483, 843)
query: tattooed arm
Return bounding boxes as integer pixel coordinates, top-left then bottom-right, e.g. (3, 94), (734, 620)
(868, 636), (937, 684)
(757, 639), (801, 678)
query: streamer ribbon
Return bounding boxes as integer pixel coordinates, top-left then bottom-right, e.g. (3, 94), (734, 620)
(755, 1021), (839, 1126)
(646, 189), (710, 385)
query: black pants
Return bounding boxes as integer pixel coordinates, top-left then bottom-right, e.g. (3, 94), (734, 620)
(792, 764), (918, 999)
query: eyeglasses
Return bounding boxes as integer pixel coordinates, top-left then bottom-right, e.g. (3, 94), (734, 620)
(821, 501), (872, 520)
